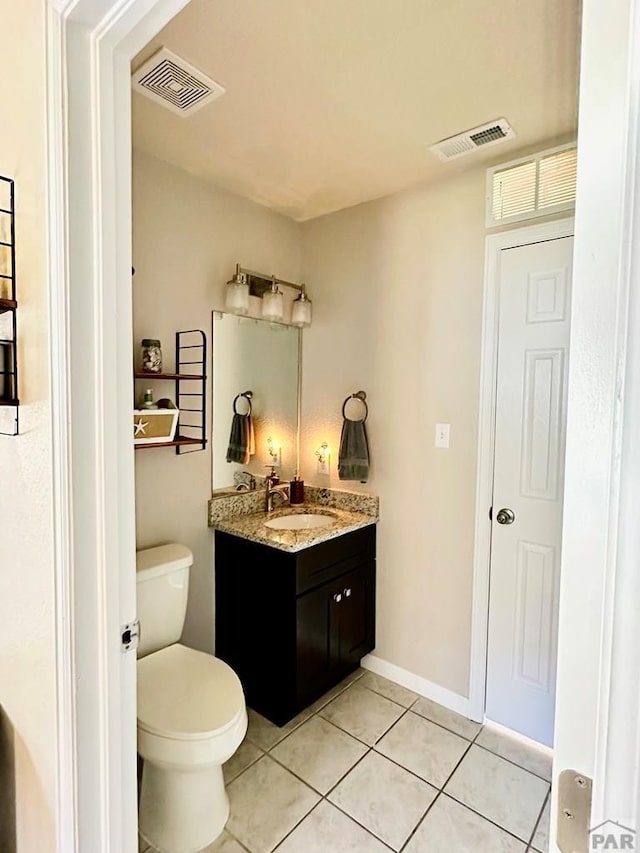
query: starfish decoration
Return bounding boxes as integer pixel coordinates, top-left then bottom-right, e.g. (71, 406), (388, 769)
(134, 418), (149, 436)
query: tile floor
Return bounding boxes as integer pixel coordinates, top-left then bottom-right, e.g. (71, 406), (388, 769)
(139, 669), (552, 853)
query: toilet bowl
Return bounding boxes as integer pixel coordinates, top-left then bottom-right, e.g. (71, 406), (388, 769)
(137, 644), (247, 853)
(136, 545), (247, 853)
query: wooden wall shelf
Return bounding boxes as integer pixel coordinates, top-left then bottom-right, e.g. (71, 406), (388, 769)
(133, 330), (207, 454)
(134, 436), (202, 450)
(134, 371), (203, 381)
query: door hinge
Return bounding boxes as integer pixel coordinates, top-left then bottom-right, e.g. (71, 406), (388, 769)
(121, 619), (140, 653)
(489, 506), (493, 521)
(557, 769), (593, 853)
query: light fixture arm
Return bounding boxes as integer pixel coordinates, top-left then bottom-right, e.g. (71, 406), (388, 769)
(238, 265), (306, 295)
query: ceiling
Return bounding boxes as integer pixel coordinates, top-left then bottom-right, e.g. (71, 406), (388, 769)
(132, 0), (580, 222)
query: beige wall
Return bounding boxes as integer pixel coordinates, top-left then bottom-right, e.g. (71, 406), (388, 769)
(301, 168), (489, 696)
(132, 151), (302, 651)
(0, 1), (58, 851)
(135, 147), (563, 699)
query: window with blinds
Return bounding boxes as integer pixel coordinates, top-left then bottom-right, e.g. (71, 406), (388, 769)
(486, 144), (577, 226)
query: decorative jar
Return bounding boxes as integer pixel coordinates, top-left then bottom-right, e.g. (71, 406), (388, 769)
(141, 339), (162, 373)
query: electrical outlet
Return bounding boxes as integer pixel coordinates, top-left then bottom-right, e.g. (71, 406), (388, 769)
(317, 456), (330, 475)
(315, 443), (330, 474)
(435, 423), (450, 449)
(267, 438), (281, 467)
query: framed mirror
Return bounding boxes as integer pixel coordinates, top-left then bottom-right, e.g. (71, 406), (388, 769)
(211, 312), (300, 491)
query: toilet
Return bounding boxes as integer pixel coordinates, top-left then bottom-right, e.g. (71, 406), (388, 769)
(136, 543), (247, 853)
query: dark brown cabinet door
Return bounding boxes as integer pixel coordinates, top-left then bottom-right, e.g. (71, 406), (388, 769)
(296, 560), (375, 704)
(337, 562), (376, 674)
(296, 581), (340, 706)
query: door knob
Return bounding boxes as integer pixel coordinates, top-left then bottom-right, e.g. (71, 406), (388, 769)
(333, 593), (342, 603)
(344, 588), (352, 598)
(496, 508), (516, 525)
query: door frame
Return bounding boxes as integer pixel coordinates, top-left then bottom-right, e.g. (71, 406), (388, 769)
(47, 0), (190, 850)
(46, 0), (640, 849)
(468, 217), (575, 725)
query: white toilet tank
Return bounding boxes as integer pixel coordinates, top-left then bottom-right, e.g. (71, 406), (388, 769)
(136, 543), (192, 658)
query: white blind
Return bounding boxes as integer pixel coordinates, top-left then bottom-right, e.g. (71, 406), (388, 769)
(488, 145), (577, 225)
(538, 148), (577, 209)
(492, 161), (537, 220)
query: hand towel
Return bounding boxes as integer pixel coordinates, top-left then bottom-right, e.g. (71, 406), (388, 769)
(338, 418), (370, 483)
(248, 415), (255, 457)
(226, 413), (251, 464)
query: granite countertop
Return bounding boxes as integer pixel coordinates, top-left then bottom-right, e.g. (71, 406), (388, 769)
(210, 503), (378, 553)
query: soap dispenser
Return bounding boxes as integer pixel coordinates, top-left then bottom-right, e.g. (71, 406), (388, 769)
(141, 388), (158, 409)
(290, 475), (305, 505)
(265, 465), (280, 486)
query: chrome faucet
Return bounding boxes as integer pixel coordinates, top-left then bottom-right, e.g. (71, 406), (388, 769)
(265, 478), (290, 512)
(236, 472), (256, 491)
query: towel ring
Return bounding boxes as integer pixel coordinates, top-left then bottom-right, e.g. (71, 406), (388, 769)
(233, 391), (253, 416)
(342, 390), (368, 423)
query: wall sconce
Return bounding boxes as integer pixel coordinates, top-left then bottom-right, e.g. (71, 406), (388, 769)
(267, 436), (281, 467)
(224, 263), (249, 315)
(262, 277), (284, 322)
(291, 285), (312, 328)
(315, 442), (330, 475)
(225, 264), (313, 327)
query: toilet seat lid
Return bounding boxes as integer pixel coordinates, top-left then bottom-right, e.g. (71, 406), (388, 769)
(137, 644), (245, 740)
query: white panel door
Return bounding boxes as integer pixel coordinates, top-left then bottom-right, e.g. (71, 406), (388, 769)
(486, 236), (573, 747)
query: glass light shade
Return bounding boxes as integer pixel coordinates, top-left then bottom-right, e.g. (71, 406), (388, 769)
(262, 286), (284, 321)
(225, 278), (249, 315)
(291, 294), (312, 327)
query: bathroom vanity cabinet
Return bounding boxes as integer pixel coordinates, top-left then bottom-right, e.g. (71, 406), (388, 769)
(215, 525), (376, 726)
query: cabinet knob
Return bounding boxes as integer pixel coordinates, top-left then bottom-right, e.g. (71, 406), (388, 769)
(333, 593), (342, 603)
(344, 588), (352, 598)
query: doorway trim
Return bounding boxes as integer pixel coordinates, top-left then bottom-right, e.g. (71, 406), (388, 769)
(44, 0), (640, 847)
(47, 1), (191, 850)
(468, 217), (575, 725)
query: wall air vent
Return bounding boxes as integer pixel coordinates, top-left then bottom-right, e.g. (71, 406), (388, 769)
(430, 118), (515, 162)
(131, 47), (225, 117)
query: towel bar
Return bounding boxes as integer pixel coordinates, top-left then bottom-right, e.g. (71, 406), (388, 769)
(342, 390), (368, 422)
(233, 390), (253, 415)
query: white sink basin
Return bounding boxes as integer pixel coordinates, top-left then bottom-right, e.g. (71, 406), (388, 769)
(264, 513), (336, 531)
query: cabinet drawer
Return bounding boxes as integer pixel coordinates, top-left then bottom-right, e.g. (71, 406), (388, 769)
(295, 525), (376, 595)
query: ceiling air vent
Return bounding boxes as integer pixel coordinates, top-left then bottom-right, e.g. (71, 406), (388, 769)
(430, 118), (515, 162)
(132, 47), (225, 117)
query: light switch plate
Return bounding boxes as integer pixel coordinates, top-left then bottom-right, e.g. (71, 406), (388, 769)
(435, 423), (450, 448)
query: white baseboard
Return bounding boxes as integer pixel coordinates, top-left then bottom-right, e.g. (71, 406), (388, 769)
(361, 654), (475, 720)
(483, 717), (554, 758)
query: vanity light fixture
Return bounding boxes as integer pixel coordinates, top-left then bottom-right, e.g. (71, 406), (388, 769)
(267, 436), (281, 467)
(224, 263), (249, 315)
(226, 264), (313, 327)
(262, 277), (284, 322)
(291, 285), (312, 328)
